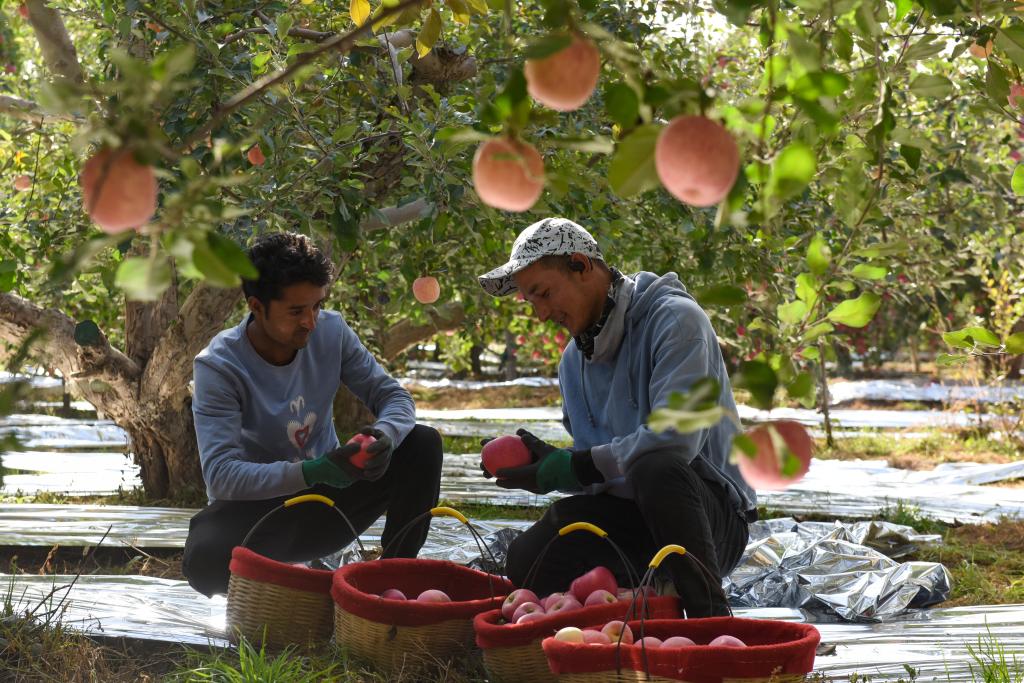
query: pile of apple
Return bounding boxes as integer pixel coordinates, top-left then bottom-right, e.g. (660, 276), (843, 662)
(498, 566), (650, 626)
(374, 588), (451, 602)
(553, 623), (747, 649)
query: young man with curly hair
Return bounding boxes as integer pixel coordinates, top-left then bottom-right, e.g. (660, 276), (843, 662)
(182, 232), (443, 597)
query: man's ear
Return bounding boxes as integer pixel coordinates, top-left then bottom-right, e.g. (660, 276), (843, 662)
(247, 296), (265, 318)
(568, 254), (588, 273)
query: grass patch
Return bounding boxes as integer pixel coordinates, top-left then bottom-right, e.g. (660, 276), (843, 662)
(436, 498), (545, 522)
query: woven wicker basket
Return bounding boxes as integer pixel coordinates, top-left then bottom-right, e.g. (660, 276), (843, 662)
(476, 596), (682, 683)
(330, 507), (514, 674)
(477, 521), (682, 683)
(226, 493), (365, 649)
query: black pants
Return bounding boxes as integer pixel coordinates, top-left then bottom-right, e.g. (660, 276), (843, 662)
(182, 424), (443, 597)
(504, 452), (751, 618)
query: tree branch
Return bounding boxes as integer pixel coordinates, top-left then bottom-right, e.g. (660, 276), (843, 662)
(24, 0), (84, 84)
(380, 302), (465, 360)
(182, 0), (423, 149)
(221, 26), (334, 46)
(0, 94), (78, 124)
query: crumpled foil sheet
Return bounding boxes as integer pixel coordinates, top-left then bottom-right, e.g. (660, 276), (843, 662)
(725, 518), (950, 622)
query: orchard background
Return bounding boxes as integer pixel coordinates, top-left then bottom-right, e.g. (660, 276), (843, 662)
(2, 0), (1024, 499)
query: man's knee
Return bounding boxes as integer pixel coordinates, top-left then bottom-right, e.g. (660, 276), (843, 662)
(401, 424), (443, 471)
(625, 452), (700, 491)
(182, 535), (229, 597)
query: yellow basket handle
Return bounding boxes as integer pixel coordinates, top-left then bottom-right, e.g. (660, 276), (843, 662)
(558, 522), (608, 538)
(649, 544), (687, 568)
(430, 506), (469, 525)
(284, 494), (336, 508)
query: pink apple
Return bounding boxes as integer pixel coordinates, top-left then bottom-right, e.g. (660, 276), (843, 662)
(546, 594), (583, 614)
(541, 591), (566, 610)
(481, 435), (532, 477)
(582, 629), (612, 644)
(636, 636), (663, 649)
(380, 588), (407, 600)
(570, 566), (618, 602)
(516, 611), (549, 625)
(708, 634), (747, 647)
(601, 620), (633, 645)
(661, 636), (697, 648)
(584, 589), (618, 607)
(345, 433), (376, 469)
(553, 626), (585, 643)
(412, 276), (441, 304)
(501, 588), (540, 621)
(512, 601), (544, 622)
(416, 589), (451, 602)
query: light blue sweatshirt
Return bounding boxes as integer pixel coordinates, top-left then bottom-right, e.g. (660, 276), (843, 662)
(192, 311), (415, 503)
(558, 272), (757, 518)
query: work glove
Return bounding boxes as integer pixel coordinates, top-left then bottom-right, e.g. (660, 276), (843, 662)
(301, 442), (362, 489)
(492, 428), (603, 494)
(353, 425), (394, 482)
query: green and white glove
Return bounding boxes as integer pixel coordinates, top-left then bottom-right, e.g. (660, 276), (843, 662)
(301, 442), (362, 489)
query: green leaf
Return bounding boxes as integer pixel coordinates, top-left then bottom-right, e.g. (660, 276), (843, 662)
(276, 12), (294, 40)
(801, 321), (834, 342)
(936, 353), (969, 367)
(893, 0), (912, 21)
(695, 284), (747, 307)
(192, 238), (241, 288)
(523, 33), (572, 59)
(416, 8), (442, 57)
(943, 326), (1001, 349)
(732, 433), (757, 460)
(910, 74), (953, 98)
(851, 264), (887, 280)
(996, 27), (1024, 68)
(608, 125), (662, 198)
(807, 234), (831, 276)
(900, 145), (921, 171)
(778, 300), (808, 326)
(350, 0), (370, 26)
(987, 62), (1011, 105)
(605, 83), (640, 128)
(769, 142), (816, 200)
(665, 378), (721, 412)
(208, 233), (258, 279)
(826, 292), (882, 328)
(731, 360), (778, 411)
(447, 0), (471, 24)
(833, 28), (853, 60)
(1012, 166), (1024, 196)
(795, 272), (818, 307)
(115, 257), (172, 302)
(648, 405), (726, 435)
(1006, 332), (1024, 355)
(74, 320), (104, 347)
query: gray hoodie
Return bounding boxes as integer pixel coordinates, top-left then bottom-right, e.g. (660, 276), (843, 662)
(558, 271), (757, 518)
(192, 311), (415, 503)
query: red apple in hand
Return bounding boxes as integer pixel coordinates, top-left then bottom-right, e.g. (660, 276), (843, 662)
(502, 588), (540, 621)
(570, 566), (618, 602)
(481, 435), (532, 477)
(346, 433), (377, 469)
(380, 588), (406, 600)
(416, 589), (451, 602)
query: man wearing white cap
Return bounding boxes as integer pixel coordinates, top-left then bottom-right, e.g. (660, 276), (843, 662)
(478, 217), (756, 617)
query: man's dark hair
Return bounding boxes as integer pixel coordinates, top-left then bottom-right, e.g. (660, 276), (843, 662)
(242, 233), (335, 307)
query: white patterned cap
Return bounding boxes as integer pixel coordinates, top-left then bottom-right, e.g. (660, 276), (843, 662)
(478, 218), (603, 296)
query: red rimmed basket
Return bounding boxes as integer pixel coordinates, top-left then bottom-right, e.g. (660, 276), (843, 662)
(540, 616), (820, 682)
(330, 506), (514, 673)
(540, 545), (820, 682)
(474, 521), (683, 683)
(226, 493), (367, 649)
